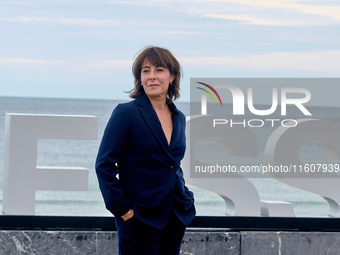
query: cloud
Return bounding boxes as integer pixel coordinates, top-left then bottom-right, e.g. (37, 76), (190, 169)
(6, 0), (338, 29)
(0, 58), (132, 70)
(2, 50), (339, 74)
(4, 17), (47, 22)
(105, 0), (340, 25)
(106, 0), (340, 26)
(2, 16), (119, 26)
(161, 30), (205, 35)
(0, 58), (47, 64)
(203, 14), (291, 26)
(192, 0), (340, 22)
(107, 0), (161, 6)
(86, 60), (132, 69)
(179, 50), (340, 73)
(57, 18), (118, 26)
(4, 1), (34, 5)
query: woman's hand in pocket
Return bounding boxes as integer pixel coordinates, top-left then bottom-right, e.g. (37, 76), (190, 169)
(121, 209), (134, 221)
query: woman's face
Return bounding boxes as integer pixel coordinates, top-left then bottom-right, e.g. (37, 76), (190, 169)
(140, 59), (174, 100)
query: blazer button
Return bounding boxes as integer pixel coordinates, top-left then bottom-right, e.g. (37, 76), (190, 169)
(169, 166), (175, 171)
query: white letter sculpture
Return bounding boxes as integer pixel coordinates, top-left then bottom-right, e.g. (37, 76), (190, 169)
(3, 114), (98, 215)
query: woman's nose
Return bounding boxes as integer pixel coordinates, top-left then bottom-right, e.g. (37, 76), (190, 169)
(149, 70), (156, 79)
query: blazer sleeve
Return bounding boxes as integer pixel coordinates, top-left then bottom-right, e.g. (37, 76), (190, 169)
(95, 104), (132, 217)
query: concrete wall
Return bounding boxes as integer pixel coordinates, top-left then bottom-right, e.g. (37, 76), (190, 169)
(1, 229), (340, 254)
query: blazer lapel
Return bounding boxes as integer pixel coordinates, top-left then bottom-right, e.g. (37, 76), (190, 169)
(136, 94), (174, 161)
(169, 103), (180, 149)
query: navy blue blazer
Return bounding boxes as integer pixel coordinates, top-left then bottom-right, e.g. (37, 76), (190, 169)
(95, 94), (196, 229)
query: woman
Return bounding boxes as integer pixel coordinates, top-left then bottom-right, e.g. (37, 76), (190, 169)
(95, 46), (196, 255)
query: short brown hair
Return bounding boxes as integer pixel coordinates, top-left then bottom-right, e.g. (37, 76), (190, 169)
(130, 46), (182, 103)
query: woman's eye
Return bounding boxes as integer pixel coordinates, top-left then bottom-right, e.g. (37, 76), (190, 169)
(142, 70), (149, 73)
(157, 69), (164, 72)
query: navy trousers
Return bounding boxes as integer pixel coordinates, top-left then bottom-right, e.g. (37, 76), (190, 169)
(117, 209), (186, 255)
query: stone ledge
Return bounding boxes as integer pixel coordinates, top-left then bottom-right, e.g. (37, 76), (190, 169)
(2, 230), (340, 255)
(0, 231), (118, 255)
(181, 231), (240, 255)
(0, 230), (239, 255)
(241, 231), (340, 255)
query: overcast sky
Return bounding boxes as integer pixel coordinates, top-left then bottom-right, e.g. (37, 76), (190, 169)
(1, 0), (339, 102)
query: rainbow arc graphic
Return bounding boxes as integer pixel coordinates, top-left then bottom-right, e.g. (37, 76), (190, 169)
(196, 82), (223, 106)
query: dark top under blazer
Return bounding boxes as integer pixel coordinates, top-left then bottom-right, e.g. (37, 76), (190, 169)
(95, 94), (196, 229)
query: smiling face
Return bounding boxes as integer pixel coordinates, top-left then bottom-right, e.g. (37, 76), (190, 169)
(140, 59), (174, 100)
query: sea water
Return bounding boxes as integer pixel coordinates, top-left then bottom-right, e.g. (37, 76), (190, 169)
(0, 96), (336, 216)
